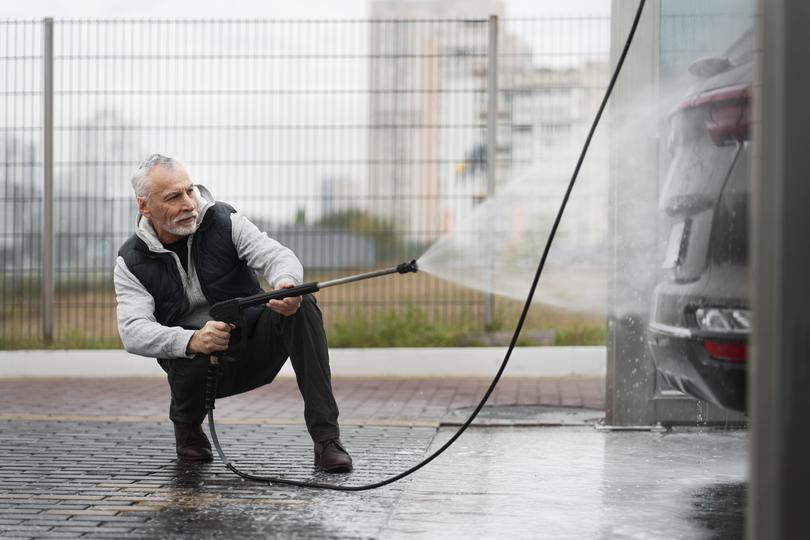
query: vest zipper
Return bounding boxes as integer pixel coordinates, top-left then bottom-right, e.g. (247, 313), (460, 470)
(184, 235), (193, 287)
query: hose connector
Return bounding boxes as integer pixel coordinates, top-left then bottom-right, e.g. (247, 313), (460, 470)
(396, 259), (418, 274)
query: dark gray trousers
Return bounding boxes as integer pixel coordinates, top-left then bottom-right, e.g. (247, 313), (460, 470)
(157, 295), (340, 443)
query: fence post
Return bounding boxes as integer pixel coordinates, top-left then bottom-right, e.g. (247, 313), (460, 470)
(42, 17), (54, 343)
(484, 14), (498, 329)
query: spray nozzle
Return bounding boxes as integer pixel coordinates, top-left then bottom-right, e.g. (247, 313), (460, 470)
(396, 259), (418, 274)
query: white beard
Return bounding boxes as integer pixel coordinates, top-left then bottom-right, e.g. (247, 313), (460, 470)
(168, 220), (198, 237)
(165, 212), (199, 237)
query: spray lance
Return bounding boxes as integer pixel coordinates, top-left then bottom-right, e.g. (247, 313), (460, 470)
(203, 0), (647, 492)
(208, 259), (418, 326)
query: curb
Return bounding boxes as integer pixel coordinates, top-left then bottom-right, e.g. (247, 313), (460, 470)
(0, 347), (606, 378)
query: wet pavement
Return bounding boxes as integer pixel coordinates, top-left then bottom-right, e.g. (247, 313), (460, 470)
(383, 428), (747, 539)
(0, 375), (747, 539)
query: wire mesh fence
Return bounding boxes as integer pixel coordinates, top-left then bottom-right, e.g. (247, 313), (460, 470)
(0, 16), (609, 348)
(1, 21), (45, 347)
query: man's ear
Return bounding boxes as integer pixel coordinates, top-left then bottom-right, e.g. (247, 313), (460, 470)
(137, 197), (150, 218)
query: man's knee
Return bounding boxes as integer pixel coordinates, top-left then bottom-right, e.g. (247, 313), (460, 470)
(267, 294), (324, 338)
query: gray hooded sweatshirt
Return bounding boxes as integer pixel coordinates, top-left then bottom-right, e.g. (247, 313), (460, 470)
(113, 186), (303, 359)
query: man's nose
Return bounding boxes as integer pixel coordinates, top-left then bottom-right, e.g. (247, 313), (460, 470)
(180, 191), (195, 210)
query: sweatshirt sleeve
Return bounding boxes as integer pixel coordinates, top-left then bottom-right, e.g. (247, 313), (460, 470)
(230, 213), (304, 288)
(114, 256), (196, 359)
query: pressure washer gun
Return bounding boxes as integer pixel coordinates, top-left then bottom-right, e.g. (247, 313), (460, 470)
(209, 259), (418, 326)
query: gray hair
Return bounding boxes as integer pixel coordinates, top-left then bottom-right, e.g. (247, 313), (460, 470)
(130, 154), (180, 199)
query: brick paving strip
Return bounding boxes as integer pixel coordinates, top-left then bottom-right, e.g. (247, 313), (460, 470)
(0, 376), (604, 539)
(0, 376), (605, 427)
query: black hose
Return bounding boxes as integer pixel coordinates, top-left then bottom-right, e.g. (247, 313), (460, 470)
(205, 0), (647, 491)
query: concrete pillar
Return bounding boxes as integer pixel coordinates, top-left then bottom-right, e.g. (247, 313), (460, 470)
(606, 0), (661, 427)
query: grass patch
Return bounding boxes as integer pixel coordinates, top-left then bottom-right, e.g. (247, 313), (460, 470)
(553, 324), (606, 346)
(326, 304), (606, 348)
(0, 332), (122, 350)
(327, 304), (476, 348)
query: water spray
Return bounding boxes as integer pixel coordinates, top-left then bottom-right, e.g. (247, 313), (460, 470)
(204, 0), (647, 491)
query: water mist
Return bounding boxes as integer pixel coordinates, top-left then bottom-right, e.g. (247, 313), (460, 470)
(416, 127), (612, 315)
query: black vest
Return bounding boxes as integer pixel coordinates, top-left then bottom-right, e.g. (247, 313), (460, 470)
(118, 202), (262, 327)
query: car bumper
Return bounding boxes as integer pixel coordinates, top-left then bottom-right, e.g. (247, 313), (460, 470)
(647, 323), (747, 412)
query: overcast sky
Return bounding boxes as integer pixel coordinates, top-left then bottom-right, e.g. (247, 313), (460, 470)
(4, 0), (610, 20)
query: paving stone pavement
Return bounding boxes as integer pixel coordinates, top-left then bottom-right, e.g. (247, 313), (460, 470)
(0, 421), (437, 539)
(0, 375), (606, 539)
(0, 421), (748, 539)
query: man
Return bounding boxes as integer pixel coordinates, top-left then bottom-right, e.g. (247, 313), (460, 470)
(114, 154), (352, 472)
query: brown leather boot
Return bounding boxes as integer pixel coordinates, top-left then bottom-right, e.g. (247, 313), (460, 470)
(314, 438), (353, 473)
(174, 422), (213, 462)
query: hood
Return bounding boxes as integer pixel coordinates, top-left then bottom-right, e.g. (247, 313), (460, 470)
(135, 184), (216, 252)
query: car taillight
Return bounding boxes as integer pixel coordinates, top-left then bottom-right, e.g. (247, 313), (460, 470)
(703, 339), (747, 362)
(679, 83), (751, 146)
(695, 308), (750, 333)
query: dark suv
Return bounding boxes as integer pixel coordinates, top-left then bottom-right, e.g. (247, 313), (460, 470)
(647, 30), (752, 413)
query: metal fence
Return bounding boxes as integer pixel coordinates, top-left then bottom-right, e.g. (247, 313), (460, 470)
(0, 17), (609, 347)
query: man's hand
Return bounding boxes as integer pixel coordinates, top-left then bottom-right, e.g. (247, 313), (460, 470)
(266, 281), (302, 316)
(187, 320), (235, 355)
